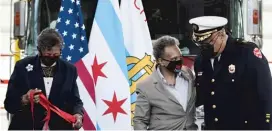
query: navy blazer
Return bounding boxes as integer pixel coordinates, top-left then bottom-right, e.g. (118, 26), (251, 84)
(194, 37), (272, 129)
(4, 55), (84, 130)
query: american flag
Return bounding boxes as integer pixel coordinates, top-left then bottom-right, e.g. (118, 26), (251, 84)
(55, 0), (96, 130)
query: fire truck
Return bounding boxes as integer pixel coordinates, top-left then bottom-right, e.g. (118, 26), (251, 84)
(11, 0), (263, 66)
(2, 0), (263, 129)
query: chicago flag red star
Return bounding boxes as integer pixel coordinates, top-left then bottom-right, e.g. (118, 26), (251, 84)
(91, 55), (107, 85)
(102, 92), (127, 122)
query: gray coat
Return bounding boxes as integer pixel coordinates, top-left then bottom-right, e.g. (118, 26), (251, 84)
(133, 66), (198, 130)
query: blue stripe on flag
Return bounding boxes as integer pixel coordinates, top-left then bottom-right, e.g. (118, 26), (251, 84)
(95, 0), (128, 79)
(97, 122), (101, 131)
(131, 92), (137, 104)
(125, 49), (130, 57)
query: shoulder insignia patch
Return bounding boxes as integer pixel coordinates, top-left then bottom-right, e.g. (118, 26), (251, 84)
(253, 48), (262, 59)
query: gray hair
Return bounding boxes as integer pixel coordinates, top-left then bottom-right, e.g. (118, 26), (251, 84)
(152, 35), (180, 60)
(37, 28), (63, 51)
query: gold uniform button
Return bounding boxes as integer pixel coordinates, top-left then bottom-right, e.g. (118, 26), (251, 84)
(245, 121), (248, 124)
(211, 91), (215, 95)
(266, 119), (270, 123)
(215, 118), (218, 122)
(211, 79), (215, 82)
(212, 105), (216, 109)
(232, 79), (235, 82)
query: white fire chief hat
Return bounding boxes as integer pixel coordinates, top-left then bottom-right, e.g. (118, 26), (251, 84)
(189, 16), (228, 42)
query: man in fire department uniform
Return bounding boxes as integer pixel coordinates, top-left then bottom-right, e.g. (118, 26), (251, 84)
(190, 16), (272, 130)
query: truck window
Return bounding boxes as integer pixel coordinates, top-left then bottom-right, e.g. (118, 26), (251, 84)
(39, 0), (243, 55)
(143, 0), (230, 55)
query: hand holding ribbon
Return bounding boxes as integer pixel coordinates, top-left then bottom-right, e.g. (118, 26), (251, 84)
(73, 114), (83, 129)
(29, 90), (77, 130)
(21, 88), (42, 105)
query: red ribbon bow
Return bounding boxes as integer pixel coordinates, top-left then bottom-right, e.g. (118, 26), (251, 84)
(29, 91), (76, 130)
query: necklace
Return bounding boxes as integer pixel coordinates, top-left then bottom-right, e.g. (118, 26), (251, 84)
(42, 67), (54, 77)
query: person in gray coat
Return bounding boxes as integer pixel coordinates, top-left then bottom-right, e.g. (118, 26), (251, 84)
(133, 35), (198, 130)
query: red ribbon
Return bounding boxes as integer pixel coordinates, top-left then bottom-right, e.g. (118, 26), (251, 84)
(29, 91), (76, 130)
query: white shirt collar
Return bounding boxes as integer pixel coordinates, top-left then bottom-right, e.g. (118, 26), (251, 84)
(156, 67), (182, 86)
(41, 62), (56, 67)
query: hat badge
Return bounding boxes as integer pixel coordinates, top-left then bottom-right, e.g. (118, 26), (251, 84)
(228, 64), (235, 74)
(192, 24), (199, 31)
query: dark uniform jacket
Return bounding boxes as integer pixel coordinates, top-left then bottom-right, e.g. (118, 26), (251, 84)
(4, 55), (83, 130)
(194, 36), (272, 130)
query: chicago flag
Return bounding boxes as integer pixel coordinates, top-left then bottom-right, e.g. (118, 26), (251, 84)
(88, 0), (131, 129)
(120, 0), (155, 126)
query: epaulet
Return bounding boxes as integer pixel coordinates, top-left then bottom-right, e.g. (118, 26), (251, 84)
(235, 38), (249, 45)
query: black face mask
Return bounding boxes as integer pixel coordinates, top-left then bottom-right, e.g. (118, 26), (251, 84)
(199, 43), (217, 58)
(164, 59), (183, 74)
(198, 35), (222, 58)
(40, 56), (59, 66)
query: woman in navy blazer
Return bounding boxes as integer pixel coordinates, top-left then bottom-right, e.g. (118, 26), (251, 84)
(4, 28), (84, 130)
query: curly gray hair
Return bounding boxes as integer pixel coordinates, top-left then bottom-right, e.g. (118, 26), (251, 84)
(37, 28), (63, 51)
(152, 35), (180, 60)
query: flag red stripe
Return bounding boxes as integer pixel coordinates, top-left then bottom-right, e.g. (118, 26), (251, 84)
(75, 60), (97, 129)
(83, 109), (96, 130)
(75, 60), (96, 103)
